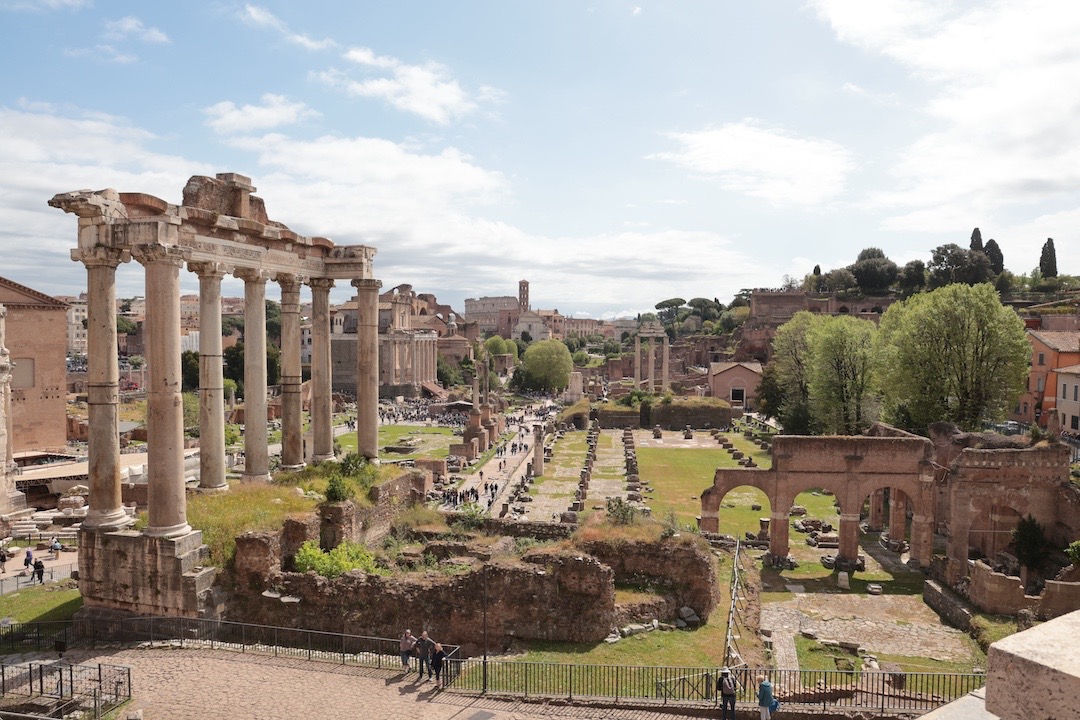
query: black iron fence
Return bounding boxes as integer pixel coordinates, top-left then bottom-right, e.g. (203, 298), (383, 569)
(449, 661), (984, 713)
(0, 661), (130, 719)
(0, 564), (78, 597)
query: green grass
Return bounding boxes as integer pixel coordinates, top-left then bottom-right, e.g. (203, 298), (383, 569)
(970, 614), (1018, 652)
(795, 636), (863, 674)
(0, 579), (82, 623)
(185, 483), (319, 567)
(336, 424), (456, 460)
(513, 619), (727, 668)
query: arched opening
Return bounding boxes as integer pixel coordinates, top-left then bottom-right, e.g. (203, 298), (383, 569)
(837, 306), (849, 314)
(717, 485), (772, 543)
(968, 503), (1022, 566)
(871, 306), (883, 314)
(621, 331), (631, 342)
(786, 486), (843, 555)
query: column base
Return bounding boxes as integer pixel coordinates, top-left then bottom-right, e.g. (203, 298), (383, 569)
(82, 508), (134, 532)
(240, 472), (271, 483)
(312, 454), (336, 463)
(144, 521), (193, 539)
(279, 464), (306, 472)
(195, 483), (230, 494)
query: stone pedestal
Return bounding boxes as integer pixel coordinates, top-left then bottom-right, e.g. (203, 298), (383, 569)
(838, 513), (861, 563)
(768, 510), (790, 559)
(308, 278), (335, 462)
(237, 269), (270, 482)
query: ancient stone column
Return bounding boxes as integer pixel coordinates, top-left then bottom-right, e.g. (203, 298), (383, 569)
(134, 243), (192, 538)
(661, 336), (670, 392)
(634, 335), (641, 387)
(353, 278), (382, 461)
(889, 489), (908, 541)
(769, 509), (790, 561)
(189, 262), (228, 491)
(277, 273), (304, 470)
(909, 514), (933, 568)
(74, 247), (131, 531)
(867, 489), (886, 532)
(308, 278), (334, 462)
(236, 268), (270, 482)
(838, 513), (861, 563)
(648, 338), (656, 393)
(533, 424), (545, 477)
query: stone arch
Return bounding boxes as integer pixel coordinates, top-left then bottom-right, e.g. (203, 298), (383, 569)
(838, 306), (849, 314)
(700, 481), (773, 545)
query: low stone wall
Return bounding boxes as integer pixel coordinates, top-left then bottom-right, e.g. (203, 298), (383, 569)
(923, 580), (974, 631)
(1036, 578), (1080, 619)
(576, 537), (720, 621)
(320, 470), (430, 549)
(967, 560), (1036, 616)
(227, 549), (615, 656)
(650, 402), (733, 431)
(596, 405), (640, 429)
(442, 514), (578, 540)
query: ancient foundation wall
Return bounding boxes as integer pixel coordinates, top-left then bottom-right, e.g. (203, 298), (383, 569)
(441, 514), (578, 540)
(650, 403), (732, 431)
(321, 470), (430, 548)
(596, 405), (640, 429)
(77, 529), (221, 619)
(228, 550), (615, 656)
(922, 580), (974, 631)
(967, 561), (1036, 616)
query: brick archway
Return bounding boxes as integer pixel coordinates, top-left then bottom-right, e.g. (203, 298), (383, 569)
(701, 435), (936, 566)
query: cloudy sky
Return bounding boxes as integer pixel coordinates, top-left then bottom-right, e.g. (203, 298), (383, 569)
(2, 1), (1079, 318)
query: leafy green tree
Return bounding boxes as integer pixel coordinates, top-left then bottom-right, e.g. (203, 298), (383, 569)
(822, 268), (859, 293)
(716, 305), (749, 334)
(222, 342), (279, 390)
(995, 270), (1016, 294)
(898, 260), (927, 298)
(265, 300), (282, 343)
(807, 316), (877, 434)
(928, 244), (994, 288)
(756, 362), (786, 421)
(182, 391), (199, 430)
(436, 355), (464, 387)
(181, 350), (200, 392)
(116, 316), (138, 335)
(518, 339), (573, 392)
(769, 311), (817, 433)
(223, 378), (239, 405)
(572, 350), (589, 366)
(484, 335), (508, 356)
(520, 330), (533, 344)
(222, 315), (245, 337)
(875, 283), (1029, 431)
(687, 297), (720, 321)
(850, 250), (899, 295)
(984, 238), (1005, 275)
(1012, 515), (1048, 574)
(969, 227), (983, 252)
(1040, 238), (1058, 278)
(655, 298), (687, 326)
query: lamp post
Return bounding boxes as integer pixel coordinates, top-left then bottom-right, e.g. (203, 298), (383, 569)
(482, 562), (488, 693)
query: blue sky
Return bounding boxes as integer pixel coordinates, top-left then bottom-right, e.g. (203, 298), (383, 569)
(2, 1), (1079, 318)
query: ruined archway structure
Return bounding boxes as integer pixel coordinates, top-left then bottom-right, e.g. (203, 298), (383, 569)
(50, 173), (378, 619)
(700, 435), (937, 568)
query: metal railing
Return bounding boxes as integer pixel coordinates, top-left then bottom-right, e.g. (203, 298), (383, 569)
(449, 661), (984, 713)
(0, 661), (131, 719)
(0, 564), (78, 597)
(0, 617), (459, 684)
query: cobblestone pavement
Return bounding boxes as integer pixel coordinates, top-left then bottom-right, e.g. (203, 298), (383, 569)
(761, 593), (973, 662)
(53, 647), (708, 719)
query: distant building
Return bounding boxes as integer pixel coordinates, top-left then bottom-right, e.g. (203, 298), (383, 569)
(1013, 330), (1080, 427)
(55, 293), (88, 356)
(708, 361), (763, 410)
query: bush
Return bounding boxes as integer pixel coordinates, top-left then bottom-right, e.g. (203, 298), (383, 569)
(606, 497), (639, 525)
(1067, 540), (1080, 566)
(325, 473), (354, 503)
(451, 502), (487, 532)
(294, 540), (384, 578)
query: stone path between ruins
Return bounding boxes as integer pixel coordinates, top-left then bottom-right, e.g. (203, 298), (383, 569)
(761, 592), (973, 663)
(49, 647), (706, 720)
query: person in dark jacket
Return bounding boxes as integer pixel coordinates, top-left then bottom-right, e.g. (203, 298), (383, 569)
(32, 559), (45, 584)
(414, 631), (435, 680)
(717, 666), (738, 720)
(431, 642), (448, 688)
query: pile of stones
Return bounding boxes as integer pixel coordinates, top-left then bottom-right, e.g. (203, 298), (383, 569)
(603, 606), (704, 643)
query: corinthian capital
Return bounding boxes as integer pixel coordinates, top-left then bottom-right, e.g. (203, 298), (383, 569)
(131, 243), (190, 267)
(71, 246), (130, 269)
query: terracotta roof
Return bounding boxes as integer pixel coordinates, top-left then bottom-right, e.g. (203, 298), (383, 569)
(710, 361), (763, 376)
(1058, 364), (1080, 375)
(1029, 330), (1080, 353)
(0, 276), (69, 309)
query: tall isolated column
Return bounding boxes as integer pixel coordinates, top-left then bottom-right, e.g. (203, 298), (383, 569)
(353, 278), (382, 461)
(134, 243), (192, 538)
(277, 273), (304, 470)
(236, 269), (270, 481)
(308, 278), (334, 462)
(74, 247), (131, 530)
(838, 513), (861, 563)
(647, 338), (656, 393)
(661, 336), (670, 392)
(189, 262), (228, 491)
(634, 335), (641, 387)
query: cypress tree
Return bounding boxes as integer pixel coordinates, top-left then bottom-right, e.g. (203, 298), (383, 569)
(984, 239), (1004, 275)
(970, 227), (983, 252)
(1040, 238), (1058, 278)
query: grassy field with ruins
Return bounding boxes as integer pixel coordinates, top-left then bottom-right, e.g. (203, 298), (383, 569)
(336, 424), (457, 460)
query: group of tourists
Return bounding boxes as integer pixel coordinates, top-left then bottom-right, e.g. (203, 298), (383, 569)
(399, 629), (449, 687)
(716, 668), (780, 720)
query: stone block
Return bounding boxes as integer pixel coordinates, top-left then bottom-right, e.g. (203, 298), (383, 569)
(986, 609), (1080, 720)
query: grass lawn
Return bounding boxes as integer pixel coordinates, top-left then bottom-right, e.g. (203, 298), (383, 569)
(0, 579), (82, 623)
(337, 424), (456, 460)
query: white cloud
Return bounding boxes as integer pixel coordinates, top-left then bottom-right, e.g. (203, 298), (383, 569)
(203, 94), (320, 134)
(841, 82), (864, 94)
(632, 6), (642, 16)
(103, 16), (170, 44)
(63, 45), (136, 64)
(0, 0), (88, 10)
(649, 121), (856, 207)
(240, 4), (335, 51)
(315, 48), (490, 124)
(812, 0), (1080, 232)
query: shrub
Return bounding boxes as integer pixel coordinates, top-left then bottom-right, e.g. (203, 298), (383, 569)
(451, 502), (487, 532)
(1067, 540), (1080, 566)
(294, 540), (384, 578)
(325, 473), (354, 503)
(606, 497), (639, 525)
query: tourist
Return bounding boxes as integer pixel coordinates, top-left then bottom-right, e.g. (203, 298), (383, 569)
(717, 667), (738, 720)
(399, 629), (416, 671)
(756, 674), (774, 719)
(431, 642), (447, 687)
(414, 630), (435, 680)
(0, 550), (6, 574)
(50, 537), (61, 559)
(23, 548), (32, 574)
(32, 558), (45, 585)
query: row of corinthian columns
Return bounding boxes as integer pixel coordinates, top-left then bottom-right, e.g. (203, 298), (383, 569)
(76, 248), (379, 537)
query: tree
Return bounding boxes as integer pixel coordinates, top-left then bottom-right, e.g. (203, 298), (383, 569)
(222, 315), (245, 338)
(265, 300), (282, 343)
(755, 362), (786, 421)
(822, 268), (859, 293)
(875, 283), (1029, 431)
(116, 316), (138, 335)
(436, 355), (463, 387)
(572, 350), (589, 366)
(984, 238), (1005, 275)
(769, 311), (817, 434)
(518, 339), (573, 392)
(850, 254), (899, 295)
(484, 336), (508, 356)
(655, 298), (686, 326)
(519, 330), (533, 344)
(181, 350), (200, 392)
(970, 227), (983, 253)
(687, 297), (720, 321)
(856, 247), (887, 262)
(223, 344), (244, 388)
(1040, 238), (1058, 278)
(927, 244), (994, 288)
(807, 316), (877, 434)
(1013, 515), (1049, 587)
(897, 260), (927, 298)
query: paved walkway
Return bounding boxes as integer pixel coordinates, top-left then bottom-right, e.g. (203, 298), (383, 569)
(47, 647), (703, 720)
